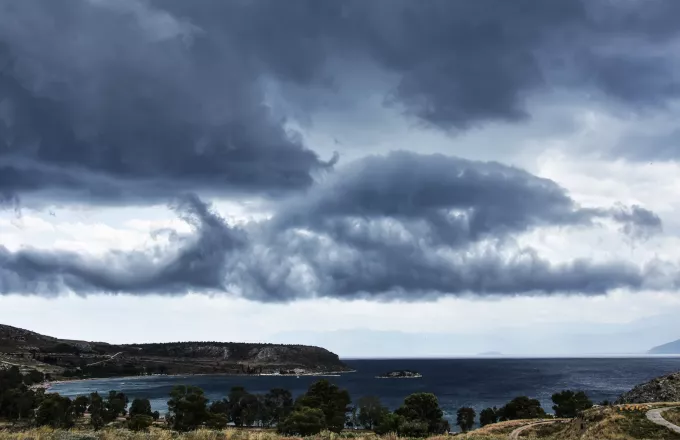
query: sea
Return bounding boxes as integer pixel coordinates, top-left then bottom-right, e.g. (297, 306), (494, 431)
(48, 357), (680, 428)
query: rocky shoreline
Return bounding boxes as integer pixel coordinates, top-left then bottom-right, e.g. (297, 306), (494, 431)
(32, 369), (358, 390)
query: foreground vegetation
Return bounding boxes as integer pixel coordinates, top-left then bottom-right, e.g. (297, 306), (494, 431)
(3, 366), (680, 439)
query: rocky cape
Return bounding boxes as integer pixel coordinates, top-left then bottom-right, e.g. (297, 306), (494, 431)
(616, 371), (680, 403)
(0, 324), (350, 379)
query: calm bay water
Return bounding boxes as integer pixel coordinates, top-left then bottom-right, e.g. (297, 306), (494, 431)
(49, 357), (680, 425)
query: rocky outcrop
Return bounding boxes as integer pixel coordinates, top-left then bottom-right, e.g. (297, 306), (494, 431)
(616, 371), (680, 403)
(376, 370), (422, 378)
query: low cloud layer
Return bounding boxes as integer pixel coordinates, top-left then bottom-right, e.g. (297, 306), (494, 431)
(0, 153), (672, 301)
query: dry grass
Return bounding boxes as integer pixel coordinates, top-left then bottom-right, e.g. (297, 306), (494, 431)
(663, 407), (680, 427)
(0, 429), (378, 440)
(3, 405), (680, 440)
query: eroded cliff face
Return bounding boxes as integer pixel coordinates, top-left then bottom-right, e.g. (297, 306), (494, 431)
(617, 371), (680, 403)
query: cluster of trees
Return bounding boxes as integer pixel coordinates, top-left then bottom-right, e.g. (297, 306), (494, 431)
(0, 366), (46, 423)
(1, 367), (596, 435)
(0, 366), (159, 430)
(455, 390), (594, 432)
(163, 380), (450, 437)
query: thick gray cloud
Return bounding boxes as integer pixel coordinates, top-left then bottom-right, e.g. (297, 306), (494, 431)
(0, 154), (670, 301)
(0, 0), (335, 205)
(2, 0), (680, 208)
(275, 152), (662, 245)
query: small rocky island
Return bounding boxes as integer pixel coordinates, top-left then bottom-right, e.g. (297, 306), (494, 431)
(376, 370), (422, 379)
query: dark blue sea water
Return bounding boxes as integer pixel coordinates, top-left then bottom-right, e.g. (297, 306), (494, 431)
(48, 358), (680, 427)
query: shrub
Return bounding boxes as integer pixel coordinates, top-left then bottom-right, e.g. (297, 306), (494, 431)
(277, 407), (326, 436)
(128, 414), (154, 431)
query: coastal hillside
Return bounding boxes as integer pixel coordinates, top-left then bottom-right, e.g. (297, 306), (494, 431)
(649, 339), (680, 354)
(0, 323), (350, 379)
(616, 371), (680, 403)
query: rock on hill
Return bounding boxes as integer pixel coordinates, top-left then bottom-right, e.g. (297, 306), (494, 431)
(649, 339), (680, 354)
(616, 371), (680, 403)
(0, 323), (350, 379)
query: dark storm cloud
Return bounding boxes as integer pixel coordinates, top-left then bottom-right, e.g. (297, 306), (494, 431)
(0, 0), (335, 205)
(2, 0), (680, 206)
(0, 154), (671, 301)
(275, 152), (661, 245)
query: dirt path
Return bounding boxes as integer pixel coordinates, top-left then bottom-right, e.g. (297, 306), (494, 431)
(508, 420), (567, 440)
(646, 407), (680, 434)
(85, 352), (123, 367)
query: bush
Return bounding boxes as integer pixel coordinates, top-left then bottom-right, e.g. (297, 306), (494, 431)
(277, 407), (326, 436)
(373, 412), (403, 435)
(206, 413), (229, 429)
(398, 419), (429, 437)
(128, 414), (154, 431)
(373, 412), (401, 435)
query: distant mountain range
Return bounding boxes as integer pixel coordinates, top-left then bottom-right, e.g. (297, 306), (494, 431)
(0, 323), (350, 379)
(648, 339), (680, 354)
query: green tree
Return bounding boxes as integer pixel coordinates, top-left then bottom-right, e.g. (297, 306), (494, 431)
(72, 395), (90, 418)
(209, 398), (229, 415)
(456, 407), (476, 432)
(35, 394), (74, 428)
(0, 388), (38, 423)
(129, 398), (153, 417)
(551, 390), (593, 418)
(128, 414), (154, 431)
(346, 405), (357, 430)
(166, 385), (209, 432)
(22, 370), (45, 386)
(262, 388), (294, 427)
(277, 407), (326, 436)
(227, 386), (260, 427)
(479, 407), (499, 427)
(295, 379), (351, 433)
(88, 392), (106, 430)
(395, 393), (449, 434)
(105, 391), (129, 421)
(498, 396), (546, 421)
(357, 395), (389, 430)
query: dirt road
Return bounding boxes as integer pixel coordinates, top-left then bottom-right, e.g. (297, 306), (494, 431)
(84, 351), (123, 367)
(646, 407), (680, 434)
(508, 420), (568, 440)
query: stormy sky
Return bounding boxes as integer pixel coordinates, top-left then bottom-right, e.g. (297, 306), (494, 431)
(2, 0), (680, 356)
